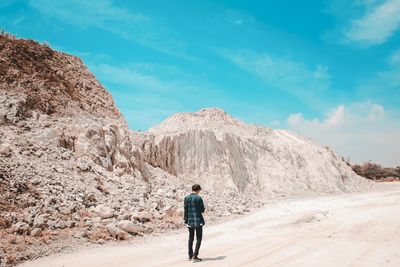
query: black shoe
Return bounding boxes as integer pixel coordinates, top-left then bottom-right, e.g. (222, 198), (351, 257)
(188, 255), (193, 261)
(192, 256), (202, 262)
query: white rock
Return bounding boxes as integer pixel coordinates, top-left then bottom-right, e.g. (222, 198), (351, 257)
(117, 220), (142, 234)
(0, 144), (12, 157)
(107, 223), (128, 240)
(59, 206), (72, 215)
(33, 214), (48, 229)
(13, 222), (29, 234)
(77, 161), (90, 171)
(95, 204), (115, 219)
(31, 228), (42, 237)
(132, 211), (152, 223)
(106, 224), (121, 236)
(53, 166), (64, 173)
(36, 128), (58, 145)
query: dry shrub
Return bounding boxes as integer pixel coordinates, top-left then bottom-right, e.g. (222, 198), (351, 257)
(352, 162), (400, 180)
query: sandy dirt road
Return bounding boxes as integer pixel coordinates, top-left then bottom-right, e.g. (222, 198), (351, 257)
(20, 183), (400, 267)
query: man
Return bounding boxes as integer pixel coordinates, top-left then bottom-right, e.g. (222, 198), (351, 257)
(184, 184), (205, 262)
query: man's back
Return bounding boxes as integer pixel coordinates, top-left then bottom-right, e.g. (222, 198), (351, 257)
(184, 193), (205, 227)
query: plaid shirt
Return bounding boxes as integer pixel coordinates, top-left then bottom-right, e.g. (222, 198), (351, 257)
(184, 193), (205, 227)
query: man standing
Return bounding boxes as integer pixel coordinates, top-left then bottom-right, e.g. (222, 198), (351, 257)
(184, 184), (205, 262)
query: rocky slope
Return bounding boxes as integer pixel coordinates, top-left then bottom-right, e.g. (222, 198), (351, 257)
(0, 33), (121, 119)
(0, 33), (371, 266)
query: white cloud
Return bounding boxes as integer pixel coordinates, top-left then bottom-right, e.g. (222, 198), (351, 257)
(28, 0), (188, 57)
(30, 0), (146, 31)
(89, 63), (200, 93)
(345, 0), (400, 45)
(287, 105), (345, 128)
(286, 101), (400, 166)
(287, 113), (305, 126)
(219, 50), (331, 108)
(368, 103), (385, 119)
(86, 62), (225, 130)
(325, 105), (345, 126)
(87, 63), (187, 130)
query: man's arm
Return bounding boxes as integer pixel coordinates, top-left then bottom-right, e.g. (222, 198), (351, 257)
(198, 197), (205, 213)
(183, 196), (188, 222)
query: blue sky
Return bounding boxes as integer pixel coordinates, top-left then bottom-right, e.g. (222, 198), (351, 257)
(1, 0), (399, 166)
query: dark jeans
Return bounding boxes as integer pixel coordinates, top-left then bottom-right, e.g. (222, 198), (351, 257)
(188, 226), (203, 257)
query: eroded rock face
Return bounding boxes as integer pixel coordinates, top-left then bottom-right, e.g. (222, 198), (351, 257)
(57, 120), (134, 175)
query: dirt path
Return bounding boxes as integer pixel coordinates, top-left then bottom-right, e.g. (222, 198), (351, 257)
(19, 183), (400, 267)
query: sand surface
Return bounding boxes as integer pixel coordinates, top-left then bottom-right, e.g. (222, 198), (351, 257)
(19, 183), (400, 267)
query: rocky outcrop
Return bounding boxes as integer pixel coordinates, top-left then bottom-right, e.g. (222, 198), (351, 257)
(0, 34), (121, 119)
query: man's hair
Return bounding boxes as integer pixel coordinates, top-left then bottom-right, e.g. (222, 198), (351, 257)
(192, 184), (202, 192)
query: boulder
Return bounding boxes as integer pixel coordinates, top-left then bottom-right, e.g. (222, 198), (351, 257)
(94, 204), (115, 219)
(0, 144), (12, 157)
(30, 228), (42, 237)
(33, 214), (48, 229)
(84, 193), (97, 207)
(13, 222), (29, 235)
(132, 211), (152, 223)
(59, 206), (73, 215)
(55, 220), (66, 229)
(107, 223), (128, 240)
(53, 166), (64, 173)
(36, 128), (58, 145)
(117, 220), (142, 234)
(77, 161), (91, 172)
(163, 207), (181, 224)
(66, 220), (76, 228)
(150, 202), (158, 210)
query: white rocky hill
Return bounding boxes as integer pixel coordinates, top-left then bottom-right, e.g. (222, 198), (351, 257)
(137, 108), (369, 198)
